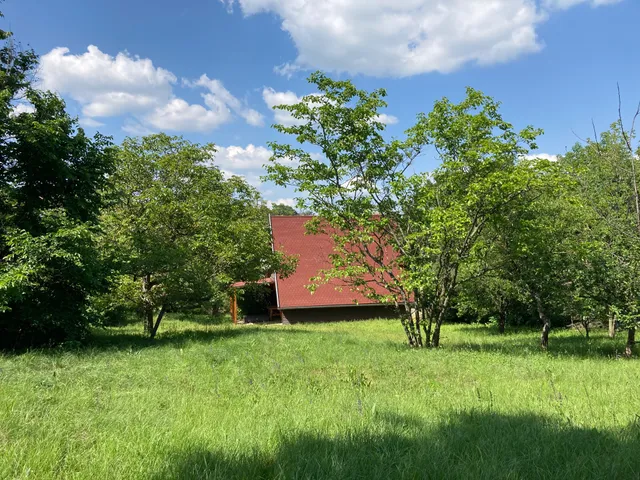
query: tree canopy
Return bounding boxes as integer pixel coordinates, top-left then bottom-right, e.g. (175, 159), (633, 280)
(101, 134), (295, 337)
(0, 22), (116, 347)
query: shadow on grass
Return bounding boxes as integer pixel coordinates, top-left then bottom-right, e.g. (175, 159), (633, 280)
(88, 328), (245, 351)
(155, 410), (640, 479)
(85, 325), (310, 352)
(1, 324), (309, 356)
(444, 327), (628, 359)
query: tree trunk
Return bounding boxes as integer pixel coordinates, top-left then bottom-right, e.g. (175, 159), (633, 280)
(398, 306), (418, 347)
(144, 308), (154, 336)
(609, 314), (616, 338)
(533, 292), (550, 350)
(430, 306), (448, 348)
(413, 302), (423, 348)
(498, 309), (506, 334)
(422, 307), (432, 346)
(150, 306), (166, 339)
(584, 320), (590, 340)
(431, 323), (441, 348)
(625, 327), (635, 357)
(142, 273), (154, 336)
(429, 293), (452, 348)
(540, 322), (550, 350)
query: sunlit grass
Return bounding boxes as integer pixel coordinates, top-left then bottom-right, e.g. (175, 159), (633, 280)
(2, 317), (639, 479)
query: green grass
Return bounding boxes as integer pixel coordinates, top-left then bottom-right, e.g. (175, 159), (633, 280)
(2, 317), (640, 479)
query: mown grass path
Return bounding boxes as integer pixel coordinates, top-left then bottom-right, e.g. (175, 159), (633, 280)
(2, 318), (640, 479)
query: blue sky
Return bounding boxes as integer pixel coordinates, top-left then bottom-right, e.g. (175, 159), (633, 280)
(5, 0), (639, 205)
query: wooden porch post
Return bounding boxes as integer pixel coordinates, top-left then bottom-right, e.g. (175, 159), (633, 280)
(230, 292), (238, 325)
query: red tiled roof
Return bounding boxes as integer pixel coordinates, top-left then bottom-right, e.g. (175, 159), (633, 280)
(270, 215), (396, 309)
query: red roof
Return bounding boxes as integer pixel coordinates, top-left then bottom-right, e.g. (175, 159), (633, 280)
(270, 215), (397, 309)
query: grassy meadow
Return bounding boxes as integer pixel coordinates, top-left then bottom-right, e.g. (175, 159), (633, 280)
(2, 317), (640, 479)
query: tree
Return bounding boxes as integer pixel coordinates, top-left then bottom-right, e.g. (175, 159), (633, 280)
(0, 18), (115, 347)
(103, 134), (294, 338)
(456, 274), (525, 334)
(265, 73), (543, 348)
(491, 178), (589, 349)
(561, 120), (640, 355)
(269, 203), (298, 216)
(400, 92), (545, 347)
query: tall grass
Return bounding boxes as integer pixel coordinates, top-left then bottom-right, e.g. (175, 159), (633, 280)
(1, 317), (639, 479)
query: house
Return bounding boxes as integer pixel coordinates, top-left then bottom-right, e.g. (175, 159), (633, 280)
(267, 215), (397, 323)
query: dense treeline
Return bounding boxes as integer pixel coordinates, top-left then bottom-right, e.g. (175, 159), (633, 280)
(0, 22), (294, 347)
(2, 16), (639, 352)
(266, 74), (640, 353)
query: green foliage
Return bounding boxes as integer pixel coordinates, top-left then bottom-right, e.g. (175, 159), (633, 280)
(561, 126), (640, 331)
(101, 134), (295, 337)
(266, 73), (546, 348)
(0, 23), (115, 348)
(268, 203), (298, 216)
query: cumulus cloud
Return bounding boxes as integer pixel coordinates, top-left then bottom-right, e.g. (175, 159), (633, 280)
(214, 144), (300, 171)
(220, 169), (264, 187)
(524, 153), (558, 162)
(40, 45), (175, 117)
(263, 87), (399, 126)
(215, 144), (272, 171)
(145, 98), (231, 132)
(79, 117), (105, 128)
(10, 103), (35, 116)
(375, 113), (399, 125)
(190, 74), (265, 127)
(262, 87), (304, 126)
(267, 198), (297, 208)
(224, 0), (622, 77)
(39, 45), (263, 133)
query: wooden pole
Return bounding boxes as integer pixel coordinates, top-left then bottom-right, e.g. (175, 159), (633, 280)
(230, 292), (237, 325)
(234, 293), (238, 325)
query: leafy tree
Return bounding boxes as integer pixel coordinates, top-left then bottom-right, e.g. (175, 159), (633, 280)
(456, 274), (525, 333)
(264, 72), (430, 346)
(561, 122), (640, 355)
(265, 73), (544, 348)
(269, 203), (298, 216)
(103, 134), (294, 338)
(400, 92), (545, 347)
(0, 19), (115, 347)
(490, 175), (586, 348)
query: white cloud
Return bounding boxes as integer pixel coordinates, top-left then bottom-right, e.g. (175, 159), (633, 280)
(524, 153), (558, 162)
(262, 87), (304, 126)
(267, 198), (297, 208)
(214, 144), (300, 171)
(82, 92), (161, 117)
(273, 63), (301, 79)
(40, 45), (175, 117)
(145, 98), (231, 132)
(39, 45), (263, 133)
(220, 169), (263, 187)
(215, 144), (272, 170)
(79, 117), (105, 128)
(224, 0), (622, 77)
(190, 74), (265, 127)
(263, 87), (399, 126)
(10, 103), (35, 116)
(375, 113), (399, 125)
